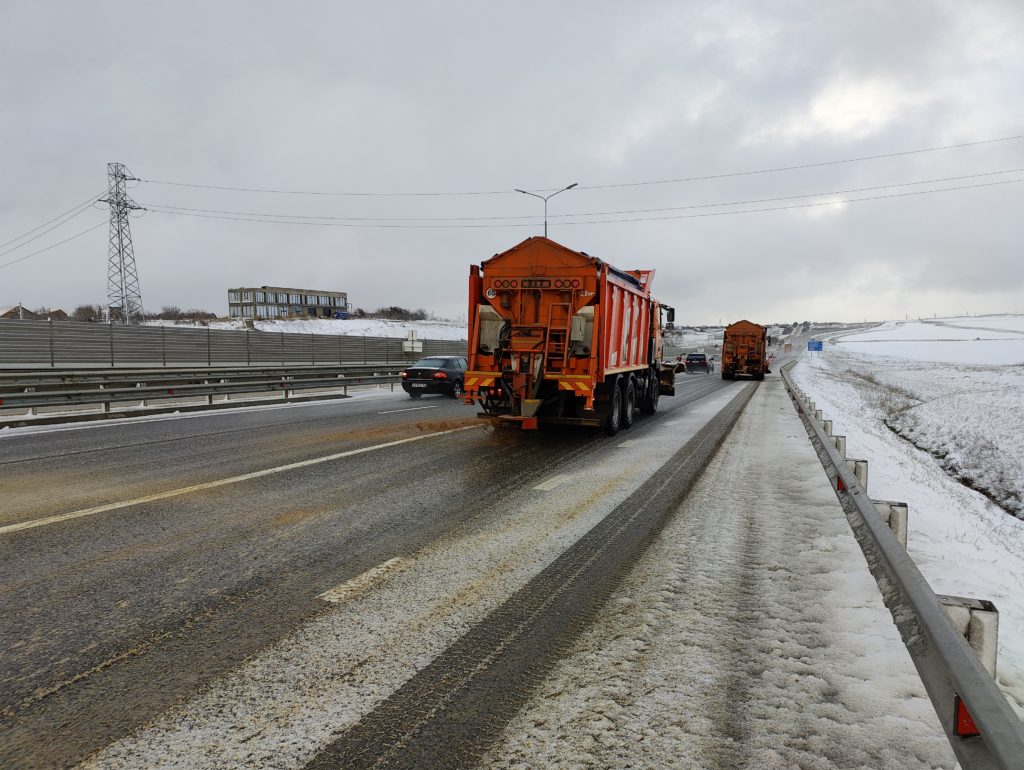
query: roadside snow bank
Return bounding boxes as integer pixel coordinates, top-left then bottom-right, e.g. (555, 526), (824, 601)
(791, 349), (1024, 721)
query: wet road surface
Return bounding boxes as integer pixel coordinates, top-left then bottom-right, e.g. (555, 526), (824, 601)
(0, 373), (733, 769)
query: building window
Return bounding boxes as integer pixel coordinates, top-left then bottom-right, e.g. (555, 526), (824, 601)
(255, 291), (266, 303)
(242, 291), (253, 302)
(265, 291), (276, 303)
(307, 307), (317, 316)
(229, 306), (241, 317)
(279, 306), (288, 317)
(242, 306), (254, 317)
(228, 291), (240, 303)
(289, 293), (300, 304)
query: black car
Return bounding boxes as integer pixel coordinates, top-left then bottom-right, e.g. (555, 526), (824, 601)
(684, 352), (712, 373)
(401, 356), (467, 398)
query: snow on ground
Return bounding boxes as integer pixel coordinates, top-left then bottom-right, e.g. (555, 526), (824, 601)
(821, 317), (1024, 518)
(834, 316), (1024, 366)
(791, 336), (1024, 723)
(145, 317), (468, 340)
(482, 377), (953, 769)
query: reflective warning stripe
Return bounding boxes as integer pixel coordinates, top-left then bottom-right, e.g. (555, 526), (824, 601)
(557, 380), (592, 394)
(464, 375), (496, 391)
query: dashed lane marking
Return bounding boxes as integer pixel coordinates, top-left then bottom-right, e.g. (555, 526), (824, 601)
(533, 474), (573, 491)
(0, 426), (480, 536)
(377, 406), (439, 415)
(318, 558), (406, 603)
(617, 439), (639, 447)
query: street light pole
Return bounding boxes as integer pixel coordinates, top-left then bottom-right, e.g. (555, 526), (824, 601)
(515, 182), (578, 238)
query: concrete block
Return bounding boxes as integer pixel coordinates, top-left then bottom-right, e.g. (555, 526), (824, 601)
(822, 419), (832, 436)
(814, 409), (823, 421)
(833, 435), (846, 458)
(847, 459), (868, 491)
(872, 499), (908, 547)
(939, 595), (999, 677)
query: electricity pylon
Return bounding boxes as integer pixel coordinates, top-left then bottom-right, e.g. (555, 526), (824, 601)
(101, 163), (145, 324)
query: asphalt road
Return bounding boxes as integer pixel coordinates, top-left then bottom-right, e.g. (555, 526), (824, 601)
(0, 371), (733, 770)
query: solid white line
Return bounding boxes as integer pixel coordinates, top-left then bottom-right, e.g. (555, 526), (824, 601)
(377, 406), (438, 414)
(617, 439), (639, 447)
(533, 474), (573, 491)
(0, 425), (479, 536)
(317, 558), (405, 603)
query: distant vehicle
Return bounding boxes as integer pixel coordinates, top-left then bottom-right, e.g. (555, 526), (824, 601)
(401, 356), (467, 398)
(721, 320), (770, 380)
(684, 352), (711, 373)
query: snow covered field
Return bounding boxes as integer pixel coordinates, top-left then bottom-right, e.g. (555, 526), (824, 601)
(792, 317), (1024, 724)
(829, 317), (1024, 517)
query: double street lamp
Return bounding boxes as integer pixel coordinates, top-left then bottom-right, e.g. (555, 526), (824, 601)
(514, 182), (578, 238)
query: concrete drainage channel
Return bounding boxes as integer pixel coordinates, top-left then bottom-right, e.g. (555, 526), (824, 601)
(302, 383), (758, 770)
(781, 360), (1024, 770)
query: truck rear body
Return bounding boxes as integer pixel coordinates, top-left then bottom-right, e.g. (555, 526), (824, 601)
(464, 237), (675, 432)
(721, 320), (768, 380)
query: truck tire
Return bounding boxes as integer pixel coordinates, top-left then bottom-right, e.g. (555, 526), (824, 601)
(622, 378), (636, 429)
(639, 374), (659, 414)
(604, 376), (622, 436)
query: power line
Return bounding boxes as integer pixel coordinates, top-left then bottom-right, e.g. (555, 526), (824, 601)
(139, 167), (1024, 224)
(135, 134), (1024, 197)
(142, 177), (1024, 229)
(558, 178), (1024, 225)
(0, 221), (107, 271)
(581, 135), (1024, 191)
(0, 191), (105, 251)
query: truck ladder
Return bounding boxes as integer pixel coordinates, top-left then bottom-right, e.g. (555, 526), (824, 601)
(545, 302), (573, 373)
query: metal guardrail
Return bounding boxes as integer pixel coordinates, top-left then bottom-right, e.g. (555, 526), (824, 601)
(0, 365), (402, 412)
(780, 360), (1024, 770)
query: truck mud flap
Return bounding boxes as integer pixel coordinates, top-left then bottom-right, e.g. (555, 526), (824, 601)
(658, 366), (676, 396)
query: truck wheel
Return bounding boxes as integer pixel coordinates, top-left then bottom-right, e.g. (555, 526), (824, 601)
(639, 376), (659, 414)
(621, 379), (636, 429)
(604, 377), (622, 436)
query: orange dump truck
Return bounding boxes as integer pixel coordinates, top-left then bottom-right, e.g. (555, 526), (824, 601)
(464, 237), (676, 435)
(721, 320), (770, 380)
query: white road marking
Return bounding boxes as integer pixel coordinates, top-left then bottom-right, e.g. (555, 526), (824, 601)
(617, 439), (639, 447)
(533, 474), (573, 491)
(377, 406), (438, 415)
(317, 558), (405, 603)
(0, 425), (480, 536)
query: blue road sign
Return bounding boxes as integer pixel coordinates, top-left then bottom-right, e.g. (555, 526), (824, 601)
(807, 340), (823, 352)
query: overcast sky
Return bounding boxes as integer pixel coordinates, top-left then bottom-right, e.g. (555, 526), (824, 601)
(1, 0), (1022, 324)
